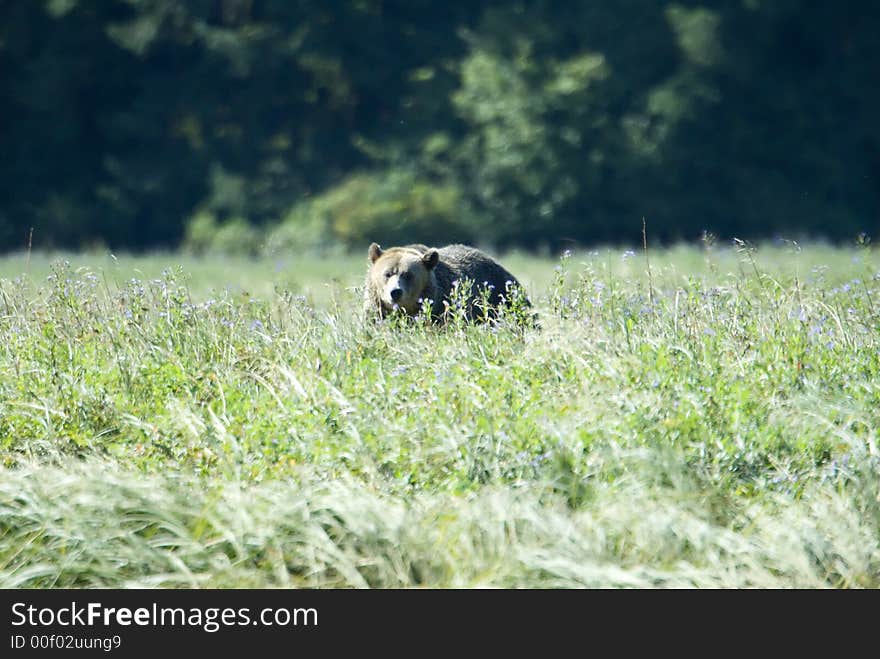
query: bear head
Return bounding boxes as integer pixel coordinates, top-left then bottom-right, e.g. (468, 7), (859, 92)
(368, 242), (439, 316)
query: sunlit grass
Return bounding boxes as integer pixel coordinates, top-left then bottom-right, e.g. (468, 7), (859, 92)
(0, 242), (878, 587)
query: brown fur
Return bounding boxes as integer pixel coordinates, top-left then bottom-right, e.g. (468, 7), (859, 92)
(363, 242), (531, 323)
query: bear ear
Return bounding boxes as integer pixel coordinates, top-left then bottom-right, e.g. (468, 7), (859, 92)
(422, 250), (439, 270)
(368, 243), (383, 263)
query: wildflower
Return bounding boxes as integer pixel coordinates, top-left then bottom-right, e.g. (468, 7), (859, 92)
(622, 249), (636, 260)
(250, 319), (265, 331)
(531, 451), (552, 468)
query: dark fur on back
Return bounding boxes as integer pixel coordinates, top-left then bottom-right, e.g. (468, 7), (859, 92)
(426, 244), (529, 321)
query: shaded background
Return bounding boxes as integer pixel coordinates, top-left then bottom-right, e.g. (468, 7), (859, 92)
(1, 0), (878, 253)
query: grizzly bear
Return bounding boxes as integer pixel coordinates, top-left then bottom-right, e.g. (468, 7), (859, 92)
(363, 242), (531, 323)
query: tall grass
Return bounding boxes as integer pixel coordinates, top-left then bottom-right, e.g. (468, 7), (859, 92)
(0, 244), (878, 587)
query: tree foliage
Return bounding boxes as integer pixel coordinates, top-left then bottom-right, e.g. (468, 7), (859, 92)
(1, 0), (877, 251)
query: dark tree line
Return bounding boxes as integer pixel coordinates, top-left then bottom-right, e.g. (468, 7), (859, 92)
(1, 0), (878, 252)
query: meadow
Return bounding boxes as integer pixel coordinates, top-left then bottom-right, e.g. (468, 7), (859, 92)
(0, 242), (878, 588)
